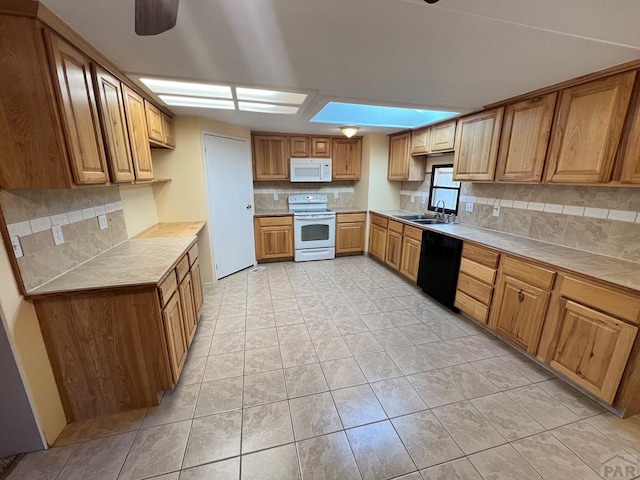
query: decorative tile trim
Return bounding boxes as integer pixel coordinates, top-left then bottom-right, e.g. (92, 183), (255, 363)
(254, 186), (355, 194)
(7, 202), (123, 239)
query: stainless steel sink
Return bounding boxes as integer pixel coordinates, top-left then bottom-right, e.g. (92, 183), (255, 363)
(394, 214), (428, 220)
(411, 218), (447, 225)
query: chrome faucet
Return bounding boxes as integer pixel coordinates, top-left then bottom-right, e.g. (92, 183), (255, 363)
(435, 200), (446, 219)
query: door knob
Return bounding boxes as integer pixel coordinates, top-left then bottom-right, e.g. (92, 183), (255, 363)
(518, 291), (525, 302)
(246, 204), (252, 209)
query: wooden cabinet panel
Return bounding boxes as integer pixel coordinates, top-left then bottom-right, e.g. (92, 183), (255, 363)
(122, 85), (154, 180)
(46, 32), (108, 185)
(336, 222), (365, 254)
(252, 135), (289, 180)
(496, 93), (557, 183)
(332, 138), (362, 180)
(368, 224), (387, 261)
(92, 66), (135, 183)
(399, 236), (421, 282)
(459, 257), (496, 285)
(462, 242), (500, 269)
(179, 273), (197, 347)
(191, 259), (204, 319)
(455, 290), (490, 324)
(370, 213), (388, 229)
(387, 219), (404, 234)
(457, 272), (493, 305)
(490, 275), (550, 353)
(311, 137), (332, 157)
(411, 127), (430, 155)
(145, 100), (164, 143)
(430, 120), (457, 152)
(385, 230), (403, 271)
(453, 108), (504, 181)
(162, 114), (175, 148)
(158, 271), (178, 307)
(162, 293), (188, 385)
(255, 221), (294, 261)
(545, 72), (636, 184)
(389, 132), (426, 181)
(502, 256), (556, 290)
(550, 300), (638, 403)
(290, 136), (309, 157)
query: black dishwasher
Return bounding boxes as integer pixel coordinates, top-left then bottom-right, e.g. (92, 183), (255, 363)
(417, 230), (463, 311)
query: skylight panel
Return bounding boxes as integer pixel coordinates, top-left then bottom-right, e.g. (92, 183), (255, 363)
(236, 88), (307, 105)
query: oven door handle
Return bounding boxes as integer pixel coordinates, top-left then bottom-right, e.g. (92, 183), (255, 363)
(295, 215), (335, 221)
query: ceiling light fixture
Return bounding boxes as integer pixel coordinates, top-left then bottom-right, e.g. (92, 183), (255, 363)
(140, 78), (232, 98)
(159, 95), (235, 109)
(238, 102), (299, 114)
(236, 88), (307, 105)
(341, 126), (359, 138)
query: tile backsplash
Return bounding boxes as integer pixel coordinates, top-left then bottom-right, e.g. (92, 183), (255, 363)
(254, 181), (355, 210)
(0, 187), (128, 292)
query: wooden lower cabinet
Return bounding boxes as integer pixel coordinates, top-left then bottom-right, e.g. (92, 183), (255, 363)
(254, 216), (294, 261)
(455, 242), (500, 324)
(178, 272), (197, 347)
(162, 292), (188, 384)
(191, 259), (204, 318)
(399, 226), (421, 282)
(385, 229), (403, 270)
(368, 223), (387, 261)
(336, 213), (366, 255)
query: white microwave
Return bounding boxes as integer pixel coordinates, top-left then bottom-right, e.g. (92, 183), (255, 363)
(290, 158), (332, 182)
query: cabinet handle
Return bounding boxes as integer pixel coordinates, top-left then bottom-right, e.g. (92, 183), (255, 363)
(518, 291), (525, 302)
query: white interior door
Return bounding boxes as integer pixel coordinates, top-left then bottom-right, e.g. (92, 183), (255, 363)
(204, 134), (255, 279)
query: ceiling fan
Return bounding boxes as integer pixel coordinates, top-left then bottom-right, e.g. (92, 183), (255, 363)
(135, 0), (180, 36)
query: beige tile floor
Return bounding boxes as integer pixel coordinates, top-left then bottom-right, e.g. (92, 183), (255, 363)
(10, 256), (640, 480)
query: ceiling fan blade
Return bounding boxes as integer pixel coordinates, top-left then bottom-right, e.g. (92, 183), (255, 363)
(135, 0), (180, 36)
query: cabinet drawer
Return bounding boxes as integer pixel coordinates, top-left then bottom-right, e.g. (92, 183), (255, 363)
(502, 256), (556, 290)
(258, 216), (293, 227)
(455, 290), (490, 324)
(159, 271), (178, 307)
(337, 213), (366, 223)
(370, 214), (388, 228)
(463, 242), (500, 268)
(188, 243), (199, 266)
(404, 225), (422, 241)
(457, 273), (493, 305)
(176, 255), (190, 282)
(561, 276), (640, 325)
(388, 219), (404, 234)
(460, 258), (497, 285)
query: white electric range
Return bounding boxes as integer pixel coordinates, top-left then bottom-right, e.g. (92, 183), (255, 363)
(288, 194), (336, 262)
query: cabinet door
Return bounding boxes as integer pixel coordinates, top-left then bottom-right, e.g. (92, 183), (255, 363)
(46, 32), (108, 185)
(490, 275), (550, 354)
(311, 137), (332, 157)
(122, 86), (154, 180)
(145, 101), (164, 143)
(162, 114), (176, 148)
(453, 108), (504, 181)
(550, 300), (638, 403)
(259, 225), (294, 259)
(191, 259), (204, 319)
(92, 66), (135, 183)
(545, 71), (636, 184)
(368, 224), (387, 261)
(162, 293), (188, 384)
(332, 138), (362, 180)
(385, 230), (403, 271)
(496, 93), (557, 183)
(411, 127), (430, 155)
(179, 273), (197, 347)
(430, 120), (457, 152)
(290, 136), (309, 157)
(336, 222), (365, 254)
(388, 132), (411, 180)
(399, 236), (421, 282)
(252, 135), (289, 180)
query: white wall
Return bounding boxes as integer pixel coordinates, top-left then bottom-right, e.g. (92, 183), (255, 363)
(120, 184), (159, 237)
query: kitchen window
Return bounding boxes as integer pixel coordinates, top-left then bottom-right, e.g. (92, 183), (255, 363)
(427, 164), (460, 215)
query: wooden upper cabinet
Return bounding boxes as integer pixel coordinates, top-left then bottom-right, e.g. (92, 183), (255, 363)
(252, 135), (289, 180)
(411, 127), (430, 155)
(145, 100), (164, 144)
(545, 71), (636, 184)
(496, 93), (557, 183)
(453, 108), (504, 181)
(162, 114), (176, 148)
(122, 86), (154, 180)
(430, 120), (457, 152)
(389, 132), (426, 181)
(46, 32), (108, 185)
(332, 138), (362, 180)
(311, 137), (332, 157)
(92, 65), (135, 183)
(290, 136), (309, 157)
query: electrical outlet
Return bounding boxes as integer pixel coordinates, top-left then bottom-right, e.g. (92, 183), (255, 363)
(493, 205), (501, 217)
(10, 236), (23, 258)
(52, 225), (64, 246)
(465, 202), (474, 212)
(98, 214), (108, 230)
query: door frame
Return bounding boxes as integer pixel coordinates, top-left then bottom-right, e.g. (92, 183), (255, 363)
(201, 132), (256, 280)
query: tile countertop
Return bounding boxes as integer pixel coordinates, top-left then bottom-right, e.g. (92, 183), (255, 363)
(26, 237), (197, 298)
(133, 222), (206, 239)
(372, 210), (640, 293)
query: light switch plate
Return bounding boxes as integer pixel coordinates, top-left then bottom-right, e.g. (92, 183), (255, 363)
(465, 202), (474, 212)
(98, 214), (108, 230)
(52, 225), (64, 245)
(10, 236), (23, 258)
(493, 205), (501, 217)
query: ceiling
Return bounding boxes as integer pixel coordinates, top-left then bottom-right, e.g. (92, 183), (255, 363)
(43, 0), (640, 135)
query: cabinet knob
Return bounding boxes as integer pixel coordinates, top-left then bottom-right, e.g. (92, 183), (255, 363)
(518, 291), (525, 302)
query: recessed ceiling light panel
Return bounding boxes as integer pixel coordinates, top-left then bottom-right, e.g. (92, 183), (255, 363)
(159, 95), (235, 109)
(238, 102), (299, 114)
(140, 78), (232, 99)
(236, 88), (307, 105)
